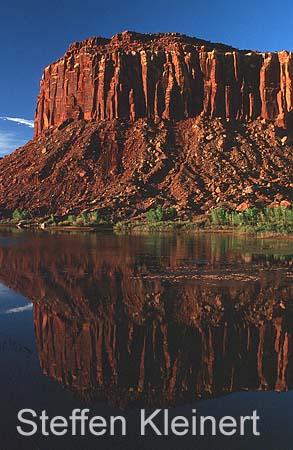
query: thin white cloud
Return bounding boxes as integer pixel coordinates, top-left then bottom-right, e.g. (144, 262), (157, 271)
(0, 116), (34, 128)
(3, 304), (33, 314)
(0, 132), (27, 156)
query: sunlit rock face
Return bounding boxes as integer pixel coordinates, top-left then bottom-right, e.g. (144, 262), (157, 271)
(0, 232), (292, 406)
(35, 31), (293, 136)
(0, 32), (292, 217)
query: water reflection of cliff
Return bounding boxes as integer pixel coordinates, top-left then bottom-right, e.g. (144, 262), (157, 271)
(0, 231), (292, 406)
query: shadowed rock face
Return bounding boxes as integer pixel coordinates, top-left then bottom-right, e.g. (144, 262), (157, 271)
(0, 31), (292, 217)
(34, 31), (293, 136)
(0, 232), (292, 406)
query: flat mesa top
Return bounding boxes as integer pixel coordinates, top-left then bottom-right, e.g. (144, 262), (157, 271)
(66, 30), (241, 55)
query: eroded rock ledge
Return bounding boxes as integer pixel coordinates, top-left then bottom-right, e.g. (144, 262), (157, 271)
(35, 31), (293, 136)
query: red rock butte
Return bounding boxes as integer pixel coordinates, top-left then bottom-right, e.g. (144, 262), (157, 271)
(0, 31), (292, 217)
(34, 30), (293, 136)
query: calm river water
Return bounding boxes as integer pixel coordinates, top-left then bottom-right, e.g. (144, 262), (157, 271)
(0, 229), (292, 450)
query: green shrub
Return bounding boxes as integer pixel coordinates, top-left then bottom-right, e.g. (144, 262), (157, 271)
(65, 210), (102, 226)
(77, 210), (102, 225)
(78, 213), (90, 225)
(49, 214), (56, 225)
(165, 207), (178, 220)
(211, 207), (230, 225)
(89, 210), (101, 224)
(67, 214), (76, 224)
(146, 205), (164, 222)
(145, 205), (177, 222)
(12, 209), (29, 221)
(210, 206), (293, 234)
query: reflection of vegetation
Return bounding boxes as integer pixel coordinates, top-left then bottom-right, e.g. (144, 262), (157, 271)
(240, 240), (293, 261)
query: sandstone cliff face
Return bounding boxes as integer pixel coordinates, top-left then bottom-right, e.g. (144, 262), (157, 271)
(34, 31), (293, 136)
(0, 31), (292, 217)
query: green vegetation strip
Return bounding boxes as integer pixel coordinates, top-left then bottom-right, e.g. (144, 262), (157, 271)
(115, 206), (293, 235)
(1, 206), (293, 236)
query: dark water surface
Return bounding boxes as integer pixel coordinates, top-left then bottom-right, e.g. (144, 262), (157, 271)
(0, 229), (292, 450)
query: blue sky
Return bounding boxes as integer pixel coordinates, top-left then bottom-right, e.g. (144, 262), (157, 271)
(0, 0), (292, 156)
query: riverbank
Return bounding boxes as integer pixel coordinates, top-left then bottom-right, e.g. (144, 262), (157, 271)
(0, 220), (292, 239)
(113, 220), (293, 238)
(0, 206), (292, 237)
(114, 206), (293, 236)
(0, 222), (113, 232)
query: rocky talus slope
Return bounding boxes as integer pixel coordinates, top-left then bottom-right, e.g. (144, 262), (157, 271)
(0, 31), (292, 217)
